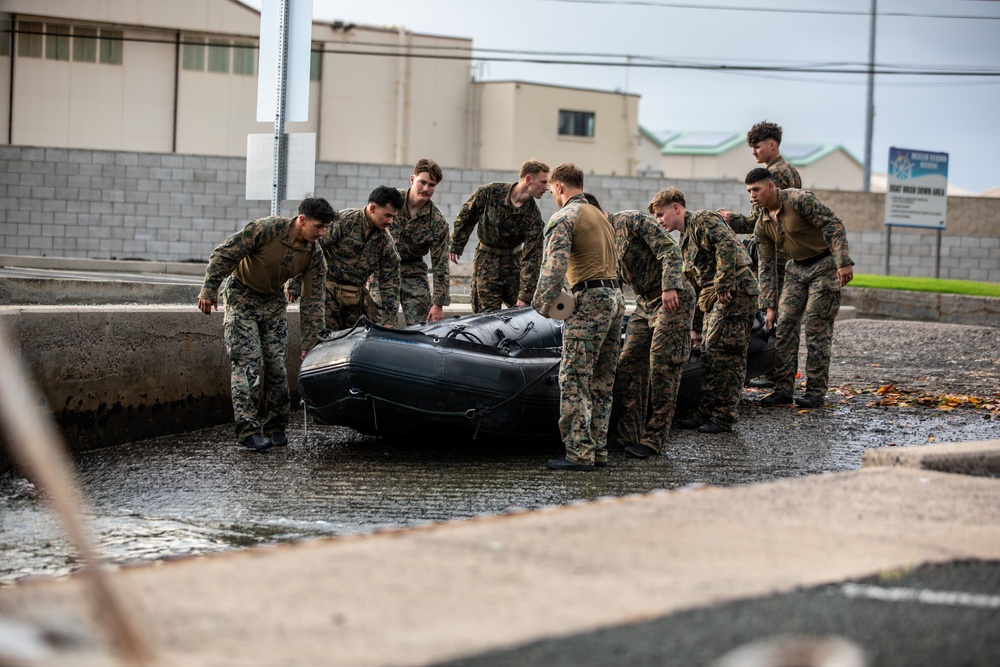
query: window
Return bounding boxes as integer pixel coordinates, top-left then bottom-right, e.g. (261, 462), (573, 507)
(207, 39), (229, 73)
(232, 42), (254, 75)
(45, 24), (70, 61)
(182, 38), (205, 70)
(558, 110), (595, 138)
(99, 29), (122, 65)
(73, 26), (97, 62)
(17, 21), (42, 58)
(310, 48), (322, 81)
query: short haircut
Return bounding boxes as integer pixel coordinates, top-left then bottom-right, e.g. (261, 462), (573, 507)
(413, 158), (443, 184)
(582, 192), (603, 212)
(550, 162), (584, 190)
(519, 159), (550, 179)
(747, 120), (783, 146)
(647, 187), (686, 214)
(368, 185), (405, 210)
(745, 167), (774, 185)
(298, 197), (337, 224)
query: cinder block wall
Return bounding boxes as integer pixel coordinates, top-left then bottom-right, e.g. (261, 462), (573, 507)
(1, 145), (998, 281)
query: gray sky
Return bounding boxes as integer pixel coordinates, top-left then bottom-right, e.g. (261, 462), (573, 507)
(247, 0), (1000, 193)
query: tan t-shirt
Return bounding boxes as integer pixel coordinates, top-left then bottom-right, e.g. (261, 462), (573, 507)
(566, 203), (617, 287)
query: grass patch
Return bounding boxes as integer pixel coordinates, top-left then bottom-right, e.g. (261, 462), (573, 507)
(851, 274), (1000, 297)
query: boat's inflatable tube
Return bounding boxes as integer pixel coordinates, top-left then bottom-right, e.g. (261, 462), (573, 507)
(298, 307), (775, 441)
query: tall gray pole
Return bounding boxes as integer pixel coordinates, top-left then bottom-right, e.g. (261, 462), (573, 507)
(271, 0), (290, 215)
(862, 0), (877, 192)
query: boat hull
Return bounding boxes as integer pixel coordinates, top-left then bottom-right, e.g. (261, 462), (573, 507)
(298, 307), (775, 441)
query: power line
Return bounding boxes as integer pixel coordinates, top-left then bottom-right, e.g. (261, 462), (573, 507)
(536, 0), (1000, 20)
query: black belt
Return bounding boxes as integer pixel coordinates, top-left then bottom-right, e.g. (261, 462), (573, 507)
(230, 276), (280, 299)
(794, 249), (832, 267)
(399, 256), (423, 264)
(571, 279), (620, 294)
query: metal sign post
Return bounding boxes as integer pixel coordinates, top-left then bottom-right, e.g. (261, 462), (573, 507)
(247, 0), (315, 213)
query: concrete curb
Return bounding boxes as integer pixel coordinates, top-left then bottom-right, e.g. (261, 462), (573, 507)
(862, 439), (1000, 476)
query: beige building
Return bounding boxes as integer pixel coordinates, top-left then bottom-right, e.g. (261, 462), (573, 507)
(640, 129), (865, 191)
(0, 0), (642, 175)
(476, 81), (639, 176)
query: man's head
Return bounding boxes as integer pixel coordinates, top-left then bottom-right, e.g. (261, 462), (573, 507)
(648, 187), (687, 233)
(548, 163), (584, 208)
(747, 120), (783, 165)
(296, 196), (338, 242)
(365, 185), (405, 230)
(409, 158), (442, 208)
(519, 159), (551, 199)
(745, 167), (779, 210)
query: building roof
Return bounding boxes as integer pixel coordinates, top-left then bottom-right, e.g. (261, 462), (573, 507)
(643, 128), (860, 166)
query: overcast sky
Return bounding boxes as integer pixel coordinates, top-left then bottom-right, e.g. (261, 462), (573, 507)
(245, 0), (1000, 193)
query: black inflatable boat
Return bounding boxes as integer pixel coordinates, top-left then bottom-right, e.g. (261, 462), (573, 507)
(298, 306), (775, 441)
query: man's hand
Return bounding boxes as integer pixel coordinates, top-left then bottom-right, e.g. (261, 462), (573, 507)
(661, 289), (679, 314)
(426, 304), (444, 322)
(516, 299), (529, 307)
(765, 307), (777, 330)
(287, 293), (299, 303)
(716, 209), (732, 222)
(689, 330), (700, 349)
(717, 290), (733, 305)
(449, 252), (460, 263)
(837, 265), (854, 287)
(198, 298), (217, 315)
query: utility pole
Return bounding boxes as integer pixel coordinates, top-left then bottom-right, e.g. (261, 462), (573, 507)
(862, 0), (877, 192)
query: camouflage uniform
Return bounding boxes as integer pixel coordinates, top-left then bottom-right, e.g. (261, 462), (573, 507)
(755, 189), (852, 401)
(387, 188), (451, 325)
(451, 182), (543, 313)
(727, 155), (802, 383)
(312, 207), (401, 331)
(682, 210), (760, 429)
(611, 211), (696, 454)
(533, 193), (624, 466)
(198, 216), (327, 440)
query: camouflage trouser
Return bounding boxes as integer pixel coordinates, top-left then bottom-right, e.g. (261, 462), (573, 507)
(773, 255), (842, 399)
(695, 277), (757, 429)
(615, 286), (696, 453)
(326, 282), (378, 332)
(559, 287), (625, 465)
(470, 247), (521, 313)
(398, 260), (432, 326)
(223, 282), (290, 440)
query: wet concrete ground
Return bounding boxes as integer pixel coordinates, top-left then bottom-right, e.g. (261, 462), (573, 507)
(2, 390), (996, 584)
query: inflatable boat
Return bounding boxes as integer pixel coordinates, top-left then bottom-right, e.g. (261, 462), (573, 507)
(298, 307), (775, 441)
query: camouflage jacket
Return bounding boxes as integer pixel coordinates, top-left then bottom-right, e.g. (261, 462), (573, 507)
(392, 188), (451, 306)
(681, 209), (757, 298)
(610, 210), (687, 298)
(305, 207), (401, 316)
(754, 189), (852, 309)
(727, 155), (804, 234)
(198, 215), (327, 349)
(450, 182), (544, 302)
(532, 193), (616, 314)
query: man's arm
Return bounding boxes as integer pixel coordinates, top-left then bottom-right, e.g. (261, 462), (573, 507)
(298, 250), (328, 356)
(197, 221), (263, 312)
(449, 187), (485, 261)
(755, 224), (780, 313)
(517, 211), (545, 305)
(791, 191), (853, 271)
(429, 207), (452, 311)
(376, 235), (402, 326)
(531, 214), (573, 316)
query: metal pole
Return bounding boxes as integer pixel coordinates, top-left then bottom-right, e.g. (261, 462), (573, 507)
(935, 228), (942, 279)
(885, 225), (891, 275)
(271, 0), (290, 215)
(862, 0), (876, 192)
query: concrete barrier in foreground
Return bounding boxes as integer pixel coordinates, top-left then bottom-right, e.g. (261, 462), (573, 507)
(0, 305), (289, 454)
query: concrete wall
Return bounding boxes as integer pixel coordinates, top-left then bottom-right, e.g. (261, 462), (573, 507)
(0, 305), (302, 453)
(1, 145), (999, 281)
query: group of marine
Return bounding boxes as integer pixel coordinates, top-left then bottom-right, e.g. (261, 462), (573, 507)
(196, 121), (854, 469)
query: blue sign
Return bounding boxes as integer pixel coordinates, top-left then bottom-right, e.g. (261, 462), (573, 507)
(884, 147), (949, 229)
